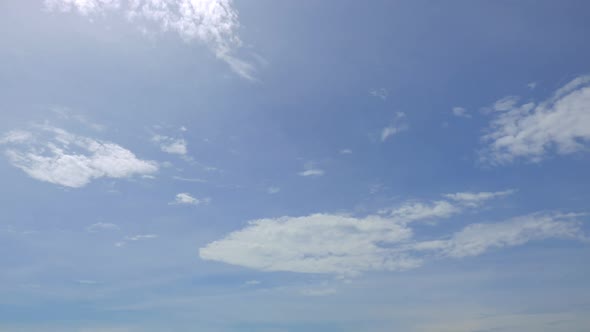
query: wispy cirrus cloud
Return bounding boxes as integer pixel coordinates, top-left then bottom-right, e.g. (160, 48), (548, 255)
(1, 126), (158, 188)
(380, 112), (407, 142)
(44, 0), (257, 80)
(298, 162), (325, 177)
(480, 75), (590, 165)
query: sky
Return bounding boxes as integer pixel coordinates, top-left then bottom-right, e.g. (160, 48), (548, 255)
(1, 1), (590, 331)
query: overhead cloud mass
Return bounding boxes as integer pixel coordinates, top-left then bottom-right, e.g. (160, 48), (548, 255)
(44, 0), (255, 80)
(481, 75), (590, 164)
(1, 126), (158, 188)
(200, 190), (584, 276)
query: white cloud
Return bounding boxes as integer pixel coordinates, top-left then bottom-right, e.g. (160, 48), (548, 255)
(492, 95), (520, 112)
(200, 213), (420, 276)
(299, 287), (338, 297)
(451, 107), (471, 118)
(244, 280), (261, 286)
(414, 213), (585, 258)
(298, 169), (324, 177)
(125, 234), (158, 241)
(267, 186), (280, 194)
(298, 162), (325, 177)
(481, 76), (590, 164)
(386, 200), (460, 223)
(87, 222), (120, 232)
(443, 189), (515, 207)
(339, 149), (353, 154)
(171, 192), (210, 205)
(380, 112), (407, 142)
(198, 190), (585, 276)
(0, 130), (33, 144)
(527, 81), (537, 90)
(369, 88), (388, 100)
(152, 135), (187, 155)
(44, 0), (256, 80)
(1, 127), (158, 188)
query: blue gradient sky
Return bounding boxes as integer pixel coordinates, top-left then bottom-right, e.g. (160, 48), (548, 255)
(1, 1), (590, 331)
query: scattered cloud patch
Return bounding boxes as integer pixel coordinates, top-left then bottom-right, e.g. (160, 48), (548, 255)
(369, 88), (388, 100)
(380, 112), (407, 142)
(527, 81), (538, 90)
(198, 190), (571, 276)
(443, 189), (516, 207)
(152, 135), (187, 155)
(452, 107), (471, 118)
(413, 213), (585, 258)
(172, 176), (207, 183)
(480, 75), (590, 164)
(44, 0), (256, 80)
(200, 208), (586, 276)
(267, 186), (280, 194)
(125, 234), (158, 241)
(298, 162), (325, 177)
(1, 126), (158, 188)
(339, 149), (353, 154)
(87, 222), (120, 232)
(171, 192), (210, 206)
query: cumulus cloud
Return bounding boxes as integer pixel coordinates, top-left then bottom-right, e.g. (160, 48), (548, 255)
(198, 190), (582, 276)
(1, 126), (158, 188)
(171, 192), (210, 205)
(480, 75), (590, 164)
(44, 0), (256, 80)
(152, 135), (187, 155)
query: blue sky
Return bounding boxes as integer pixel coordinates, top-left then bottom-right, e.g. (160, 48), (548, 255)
(1, 1), (590, 331)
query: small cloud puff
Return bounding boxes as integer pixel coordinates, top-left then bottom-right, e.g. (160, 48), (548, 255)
(171, 193), (211, 206)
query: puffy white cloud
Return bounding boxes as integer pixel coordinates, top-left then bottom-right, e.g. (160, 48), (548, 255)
(171, 192), (210, 205)
(481, 75), (590, 164)
(152, 135), (187, 155)
(200, 213), (420, 276)
(44, 0), (255, 80)
(1, 127), (158, 188)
